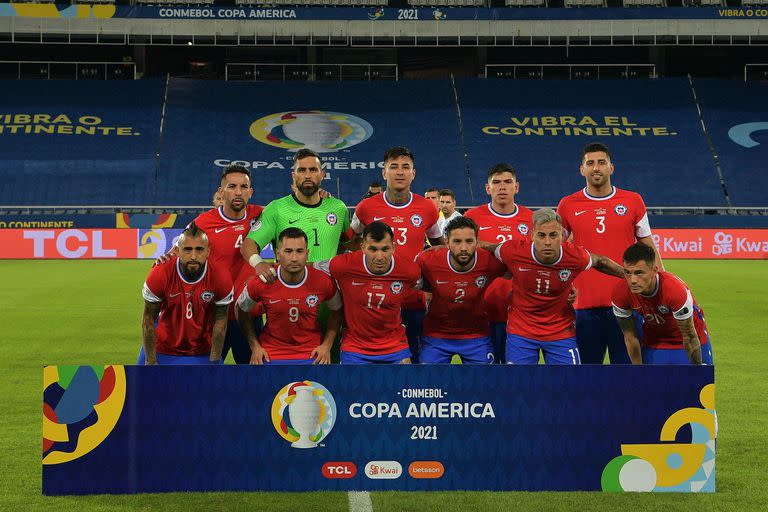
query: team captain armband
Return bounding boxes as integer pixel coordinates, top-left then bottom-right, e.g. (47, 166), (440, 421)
(611, 303), (633, 318)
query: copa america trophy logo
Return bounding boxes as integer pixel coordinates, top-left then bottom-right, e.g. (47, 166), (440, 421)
(271, 381), (337, 449)
(249, 110), (374, 153)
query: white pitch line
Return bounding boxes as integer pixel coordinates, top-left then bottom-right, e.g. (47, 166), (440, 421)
(348, 491), (373, 512)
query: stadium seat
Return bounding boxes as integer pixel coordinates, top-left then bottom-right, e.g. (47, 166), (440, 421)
(564, 0), (606, 7)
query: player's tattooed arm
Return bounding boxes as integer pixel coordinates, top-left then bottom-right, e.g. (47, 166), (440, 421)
(616, 316), (643, 364)
(209, 305), (228, 364)
(477, 241), (500, 253)
(676, 317), (703, 365)
(590, 253), (625, 278)
(141, 301), (162, 365)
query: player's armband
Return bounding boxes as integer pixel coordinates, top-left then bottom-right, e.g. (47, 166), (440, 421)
(611, 303), (633, 318)
(672, 290), (694, 320)
(313, 259), (332, 275)
(216, 288), (234, 306)
(236, 288), (257, 312)
(142, 283), (162, 303)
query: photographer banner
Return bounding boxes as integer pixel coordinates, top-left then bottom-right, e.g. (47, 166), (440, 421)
(43, 365), (715, 495)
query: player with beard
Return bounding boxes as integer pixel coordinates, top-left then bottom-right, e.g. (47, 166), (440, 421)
(416, 216), (507, 364)
(140, 223), (233, 365)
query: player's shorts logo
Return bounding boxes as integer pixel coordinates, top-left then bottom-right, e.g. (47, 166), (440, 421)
(410, 214), (423, 227)
(249, 111), (373, 153)
(306, 294), (319, 308)
(558, 269), (572, 282)
(474, 275), (488, 288)
(326, 212), (338, 226)
(200, 291), (215, 302)
(390, 281), (404, 294)
(658, 305), (670, 314)
(614, 204), (628, 216)
(517, 223), (529, 236)
(271, 381), (337, 449)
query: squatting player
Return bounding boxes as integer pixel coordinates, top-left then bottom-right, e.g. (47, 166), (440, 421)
(490, 209), (624, 365)
(140, 223), (233, 365)
(612, 243), (713, 365)
(236, 228), (342, 365)
(465, 163), (534, 363)
(316, 221), (421, 364)
(193, 165), (263, 364)
(416, 216), (507, 364)
(350, 147), (443, 362)
(557, 142), (663, 364)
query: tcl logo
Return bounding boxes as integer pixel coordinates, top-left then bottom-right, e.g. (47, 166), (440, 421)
(322, 462), (357, 479)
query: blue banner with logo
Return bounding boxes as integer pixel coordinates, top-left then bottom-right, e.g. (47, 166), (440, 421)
(43, 365), (715, 495)
(0, 4), (761, 21)
(0, 79), (164, 206)
(455, 78), (725, 207)
(158, 78), (468, 206)
(693, 78), (768, 207)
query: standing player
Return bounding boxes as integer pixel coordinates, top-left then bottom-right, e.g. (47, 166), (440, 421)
(465, 163), (534, 363)
(612, 243), (713, 365)
(557, 142), (664, 365)
(235, 228), (342, 365)
(317, 221), (421, 364)
(437, 188), (462, 234)
(491, 209), (624, 365)
(241, 148), (350, 280)
(416, 217), (507, 364)
(350, 147), (443, 363)
(140, 223), (233, 365)
(193, 164), (263, 364)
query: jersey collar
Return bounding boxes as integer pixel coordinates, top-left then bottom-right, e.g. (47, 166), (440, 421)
(362, 252), (395, 276)
(446, 249), (477, 274)
(488, 202), (519, 218)
(217, 205), (247, 223)
(277, 266), (308, 288)
(176, 258), (208, 284)
(530, 242), (563, 266)
(382, 191), (413, 209)
(582, 186), (617, 201)
(640, 274), (661, 298)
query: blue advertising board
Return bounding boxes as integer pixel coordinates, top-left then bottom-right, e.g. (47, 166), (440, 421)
(43, 365), (716, 495)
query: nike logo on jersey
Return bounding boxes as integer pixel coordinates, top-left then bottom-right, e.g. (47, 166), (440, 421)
(269, 299), (281, 304)
(479, 226), (492, 231)
(373, 217), (386, 221)
(352, 281), (366, 286)
(214, 227), (227, 233)
(169, 292), (182, 297)
(574, 210), (588, 216)
(518, 267), (532, 272)
(436, 280), (449, 284)
(288, 219), (300, 224)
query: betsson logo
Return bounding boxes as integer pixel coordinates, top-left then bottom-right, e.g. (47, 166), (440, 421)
(408, 461), (445, 479)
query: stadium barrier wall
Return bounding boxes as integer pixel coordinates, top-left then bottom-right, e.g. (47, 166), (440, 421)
(42, 364), (715, 495)
(1, 228), (764, 259)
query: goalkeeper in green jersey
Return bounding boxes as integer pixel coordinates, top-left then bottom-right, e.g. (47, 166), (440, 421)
(241, 149), (352, 283)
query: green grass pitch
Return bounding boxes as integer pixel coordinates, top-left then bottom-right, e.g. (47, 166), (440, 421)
(0, 259), (765, 511)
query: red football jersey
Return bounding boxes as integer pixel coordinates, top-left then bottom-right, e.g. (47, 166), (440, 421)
(496, 239), (592, 341)
(320, 252), (421, 356)
(557, 187), (651, 309)
(416, 248), (507, 339)
(142, 257), (234, 356)
(237, 265), (340, 360)
(194, 204), (263, 319)
(350, 192), (441, 261)
(611, 271), (710, 350)
(465, 203), (533, 323)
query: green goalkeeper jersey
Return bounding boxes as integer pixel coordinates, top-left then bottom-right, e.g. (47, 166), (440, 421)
(246, 194), (350, 262)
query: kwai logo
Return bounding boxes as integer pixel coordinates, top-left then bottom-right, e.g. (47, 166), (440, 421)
(250, 111), (373, 153)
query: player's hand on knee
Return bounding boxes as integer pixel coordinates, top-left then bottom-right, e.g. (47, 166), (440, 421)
(311, 345), (331, 365)
(250, 346), (270, 365)
(254, 262), (277, 284)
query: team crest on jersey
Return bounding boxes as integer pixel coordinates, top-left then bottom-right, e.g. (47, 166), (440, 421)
(474, 275), (488, 288)
(658, 305), (669, 314)
(249, 218), (259, 229)
(390, 281), (404, 294)
(326, 212), (338, 226)
(200, 291), (215, 302)
(250, 220), (262, 232)
(518, 223), (529, 236)
(558, 269), (572, 282)
(614, 204), (628, 216)
(305, 294), (319, 308)
(410, 214), (423, 227)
